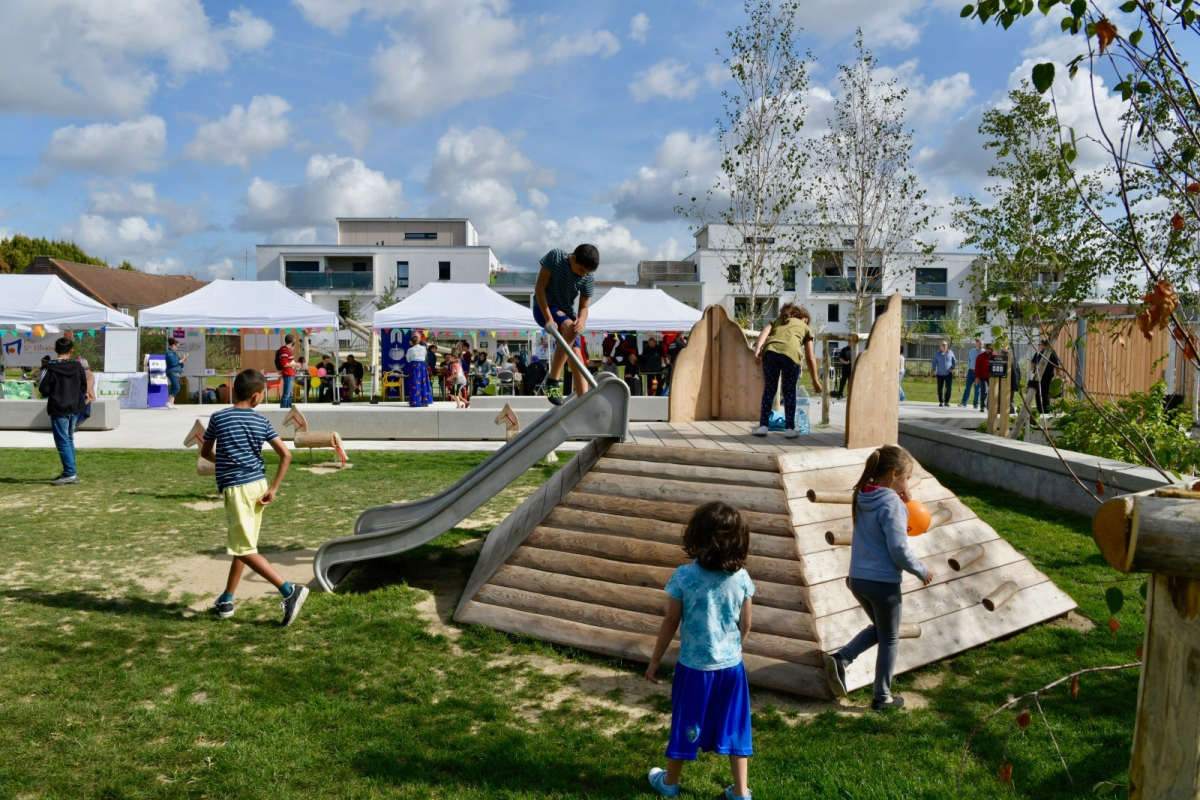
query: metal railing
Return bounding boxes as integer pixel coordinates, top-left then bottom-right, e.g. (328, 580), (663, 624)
(810, 276), (883, 293)
(490, 272), (539, 285)
(915, 282), (948, 297)
(285, 272), (373, 291)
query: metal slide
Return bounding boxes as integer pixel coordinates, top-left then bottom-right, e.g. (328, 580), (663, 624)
(312, 370), (629, 592)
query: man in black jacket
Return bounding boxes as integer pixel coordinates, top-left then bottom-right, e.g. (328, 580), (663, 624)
(38, 337), (87, 485)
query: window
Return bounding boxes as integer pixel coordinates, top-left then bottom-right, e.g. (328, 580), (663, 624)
(875, 302), (887, 318)
(828, 303), (840, 323)
(842, 239), (855, 246)
(396, 261), (409, 288)
(351, 261), (369, 272)
(782, 262), (797, 292)
(915, 268), (947, 284)
(743, 236), (776, 244)
(285, 260), (319, 272)
(917, 304), (947, 321)
(813, 251), (843, 277)
(405, 232), (438, 240)
(726, 264), (741, 283)
(438, 261), (451, 281)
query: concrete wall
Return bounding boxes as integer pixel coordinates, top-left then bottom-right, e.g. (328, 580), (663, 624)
(899, 419), (1171, 516)
(0, 399), (121, 431)
(471, 395), (668, 422)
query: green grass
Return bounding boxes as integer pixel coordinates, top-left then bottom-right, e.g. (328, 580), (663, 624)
(0, 451), (1141, 799)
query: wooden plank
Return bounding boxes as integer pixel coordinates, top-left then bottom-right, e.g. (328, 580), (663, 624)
(456, 601), (831, 698)
(668, 422), (725, 451)
(590, 458), (782, 489)
(844, 293), (901, 449)
(840, 579), (1076, 692)
(505, 548), (809, 613)
(806, 535), (1028, 619)
(607, 442), (778, 471)
(799, 515), (994, 587)
(644, 422), (695, 450)
(667, 310), (710, 423)
(524, 527), (804, 586)
(776, 448), (873, 474)
(691, 420), (756, 452)
(576, 472), (789, 515)
(781, 463), (936, 501)
(632, 423), (667, 448)
(710, 420), (784, 454)
(474, 584), (821, 664)
(542, 507), (797, 561)
(455, 438), (611, 616)
(560, 491), (793, 536)
(817, 559), (1051, 649)
(788, 482), (957, 528)
(792, 495), (977, 557)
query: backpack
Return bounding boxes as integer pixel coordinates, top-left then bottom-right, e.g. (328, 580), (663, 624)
(274, 347), (285, 371)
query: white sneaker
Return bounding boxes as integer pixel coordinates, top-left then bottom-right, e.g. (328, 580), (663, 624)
(751, 426), (768, 436)
(166, 402), (175, 409)
(784, 428), (800, 438)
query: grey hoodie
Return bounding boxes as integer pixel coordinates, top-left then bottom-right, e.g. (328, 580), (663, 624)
(849, 487), (929, 584)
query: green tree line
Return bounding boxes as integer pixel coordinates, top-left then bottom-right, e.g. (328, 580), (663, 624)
(0, 234), (132, 273)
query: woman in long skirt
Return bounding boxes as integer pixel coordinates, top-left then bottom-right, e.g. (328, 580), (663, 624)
(405, 333), (433, 407)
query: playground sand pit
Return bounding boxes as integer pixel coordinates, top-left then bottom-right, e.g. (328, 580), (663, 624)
(182, 499), (223, 512)
(137, 548), (318, 607)
(301, 462), (352, 475)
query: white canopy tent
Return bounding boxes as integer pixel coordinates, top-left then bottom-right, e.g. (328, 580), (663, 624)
(0, 275), (135, 330)
(372, 282), (536, 332)
(585, 287), (701, 332)
(138, 279), (338, 331)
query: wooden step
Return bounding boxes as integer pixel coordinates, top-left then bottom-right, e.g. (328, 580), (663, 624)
(590, 458), (782, 490)
(606, 443), (780, 472)
(561, 492), (793, 537)
(506, 548), (809, 613)
(474, 584), (821, 665)
(791, 495), (979, 556)
(455, 600), (832, 699)
(525, 527), (804, 586)
(781, 463), (935, 501)
(576, 473), (789, 516)
(776, 448), (873, 474)
(542, 507), (797, 561)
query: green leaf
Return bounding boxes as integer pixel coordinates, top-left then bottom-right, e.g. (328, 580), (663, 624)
(1129, 29), (1144, 46)
(1038, 0), (1057, 12)
(1071, 0), (1087, 15)
(1032, 62), (1056, 93)
(1136, 81), (1154, 94)
(1022, 302), (1039, 319)
(1119, 0), (1138, 9)
(1183, 145), (1197, 163)
(961, 3), (976, 15)
(991, 325), (1005, 337)
(1061, 14), (1075, 29)
(997, 296), (1014, 310)
(1139, 581), (1148, 600)
(1069, 64), (1079, 79)
(1049, 377), (1064, 395)
(1106, 587), (1125, 615)
(1035, 167), (1049, 180)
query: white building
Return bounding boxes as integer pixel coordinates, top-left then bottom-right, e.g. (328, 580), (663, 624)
(644, 224), (982, 341)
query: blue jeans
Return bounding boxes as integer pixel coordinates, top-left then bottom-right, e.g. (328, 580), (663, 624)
(899, 369), (906, 401)
(280, 375), (295, 408)
(961, 369), (980, 406)
(167, 371), (181, 398)
(50, 414), (77, 477)
(837, 577), (902, 706)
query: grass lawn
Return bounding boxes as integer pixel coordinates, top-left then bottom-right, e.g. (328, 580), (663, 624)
(0, 449), (1141, 799)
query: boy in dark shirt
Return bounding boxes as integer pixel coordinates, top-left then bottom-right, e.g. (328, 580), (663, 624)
(534, 244), (599, 405)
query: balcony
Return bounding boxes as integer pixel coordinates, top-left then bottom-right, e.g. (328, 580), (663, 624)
(915, 282), (947, 297)
(905, 319), (945, 334)
(811, 276), (883, 294)
(490, 272), (539, 285)
(285, 271), (373, 291)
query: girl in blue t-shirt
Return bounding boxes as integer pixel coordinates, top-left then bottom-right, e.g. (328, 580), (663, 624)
(645, 501), (755, 800)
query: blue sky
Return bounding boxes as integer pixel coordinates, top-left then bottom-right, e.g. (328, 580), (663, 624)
(0, 0), (1103, 284)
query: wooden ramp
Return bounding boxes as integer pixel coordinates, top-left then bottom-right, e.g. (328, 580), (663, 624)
(454, 427), (1076, 698)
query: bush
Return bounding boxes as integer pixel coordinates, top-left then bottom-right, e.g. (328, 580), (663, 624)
(1054, 382), (1200, 474)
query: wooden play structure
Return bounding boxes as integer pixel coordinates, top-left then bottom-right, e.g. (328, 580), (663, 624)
(1093, 492), (1200, 798)
(494, 403), (520, 441)
(450, 297), (1076, 698)
(184, 420), (215, 476)
(282, 408), (348, 467)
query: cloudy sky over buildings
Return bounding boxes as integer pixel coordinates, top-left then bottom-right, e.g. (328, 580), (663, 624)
(0, 0), (1114, 282)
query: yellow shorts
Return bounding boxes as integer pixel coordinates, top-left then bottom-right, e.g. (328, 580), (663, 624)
(223, 479), (268, 556)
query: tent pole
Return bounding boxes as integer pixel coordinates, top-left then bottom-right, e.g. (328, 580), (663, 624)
(370, 328), (380, 403)
(332, 328), (341, 406)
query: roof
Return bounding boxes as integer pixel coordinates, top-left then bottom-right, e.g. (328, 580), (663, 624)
(335, 217), (471, 223)
(24, 257), (206, 310)
(0, 274), (135, 329)
(138, 280), (339, 330)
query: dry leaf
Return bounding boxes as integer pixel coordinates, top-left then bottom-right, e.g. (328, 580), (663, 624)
(1110, 616), (1121, 632)
(1017, 710), (1032, 730)
(1136, 645), (1144, 660)
(1070, 675), (1080, 700)
(1096, 18), (1118, 54)
(1096, 477), (1106, 496)
(1138, 280), (1180, 340)
(998, 762), (1013, 784)
(1172, 211), (1186, 231)
(1189, 182), (1200, 195)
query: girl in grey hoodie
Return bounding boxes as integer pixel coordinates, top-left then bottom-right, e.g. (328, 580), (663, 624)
(823, 445), (932, 710)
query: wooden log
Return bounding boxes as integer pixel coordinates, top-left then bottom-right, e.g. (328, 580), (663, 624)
(576, 473), (789, 516)
(947, 543), (986, 572)
(825, 530), (852, 546)
(606, 443), (779, 472)
(926, 506), (954, 533)
(981, 580), (1019, 612)
(295, 431), (338, 448)
(489, 564), (667, 615)
(898, 622), (922, 639)
(542, 508), (797, 560)
(455, 601), (832, 698)
(589, 458), (782, 489)
(776, 448), (872, 475)
(1151, 487), (1200, 500)
(562, 491), (793, 537)
(1093, 495), (1200, 579)
(809, 489), (854, 505)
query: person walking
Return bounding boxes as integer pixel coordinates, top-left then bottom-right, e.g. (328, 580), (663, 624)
(751, 303), (822, 438)
(932, 340), (957, 407)
(1031, 339), (1062, 415)
(38, 337), (87, 485)
(275, 334), (298, 409)
(836, 342), (852, 399)
(960, 338), (984, 408)
(165, 338), (188, 409)
(974, 343), (992, 412)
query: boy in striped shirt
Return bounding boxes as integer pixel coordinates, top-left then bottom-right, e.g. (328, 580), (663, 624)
(201, 369), (308, 626)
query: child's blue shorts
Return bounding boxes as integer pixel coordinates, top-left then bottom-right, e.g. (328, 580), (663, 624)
(533, 305), (583, 348)
(666, 662), (753, 760)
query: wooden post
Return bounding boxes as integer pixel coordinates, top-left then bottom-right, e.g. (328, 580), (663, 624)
(998, 372), (1012, 438)
(710, 307), (721, 419)
(987, 376), (1000, 435)
(821, 340), (832, 427)
(1092, 495), (1200, 798)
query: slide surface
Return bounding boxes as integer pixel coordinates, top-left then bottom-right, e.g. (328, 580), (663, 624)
(312, 374), (630, 591)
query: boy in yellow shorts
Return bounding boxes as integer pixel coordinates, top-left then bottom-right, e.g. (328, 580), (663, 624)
(200, 369), (307, 626)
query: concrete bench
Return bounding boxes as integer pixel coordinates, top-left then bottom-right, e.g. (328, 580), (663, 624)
(0, 399), (121, 431)
(471, 395), (668, 422)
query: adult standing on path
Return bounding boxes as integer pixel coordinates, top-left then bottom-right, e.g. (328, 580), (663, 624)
(932, 340), (957, 407)
(1031, 339), (1062, 415)
(165, 338), (188, 409)
(960, 338), (984, 409)
(836, 342), (852, 399)
(276, 334), (298, 409)
(38, 337), (87, 485)
(974, 343), (992, 413)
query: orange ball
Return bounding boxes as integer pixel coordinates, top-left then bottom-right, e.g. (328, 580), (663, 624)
(905, 500), (931, 536)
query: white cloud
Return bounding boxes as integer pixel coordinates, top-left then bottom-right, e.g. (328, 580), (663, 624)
(630, 13), (650, 44)
(610, 131), (721, 223)
(0, 2), (272, 116)
(236, 154), (404, 239)
(204, 258), (238, 280)
(876, 60), (974, 131)
(630, 60), (702, 102)
(426, 126), (547, 195)
(42, 116), (167, 174)
(704, 62), (728, 89)
(85, 181), (214, 236)
(183, 95), (292, 170)
(65, 215), (165, 259)
(545, 30), (621, 62)
(327, 103), (372, 152)
(795, 0), (928, 49)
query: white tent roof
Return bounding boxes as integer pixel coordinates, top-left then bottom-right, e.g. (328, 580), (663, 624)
(373, 283), (536, 331)
(138, 280), (338, 330)
(0, 274), (135, 329)
(586, 287), (701, 332)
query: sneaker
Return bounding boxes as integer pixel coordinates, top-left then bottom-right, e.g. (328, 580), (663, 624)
(751, 425), (769, 436)
(280, 585), (310, 627)
(872, 695), (906, 712)
(823, 653), (848, 697)
(544, 379), (565, 406)
(51, 475), (79, 486)
(648, 768), (681, 798)
(213, 599), (235, 619)
(725, 786), (752, 800)
(784, 428), (799, 438)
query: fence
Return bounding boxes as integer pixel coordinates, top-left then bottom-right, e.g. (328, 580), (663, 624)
(1051, 317), (1169, 402)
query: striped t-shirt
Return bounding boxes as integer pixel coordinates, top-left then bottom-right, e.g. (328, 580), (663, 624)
(203, 407), (280, 491)
(539, 249), (594, 313)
